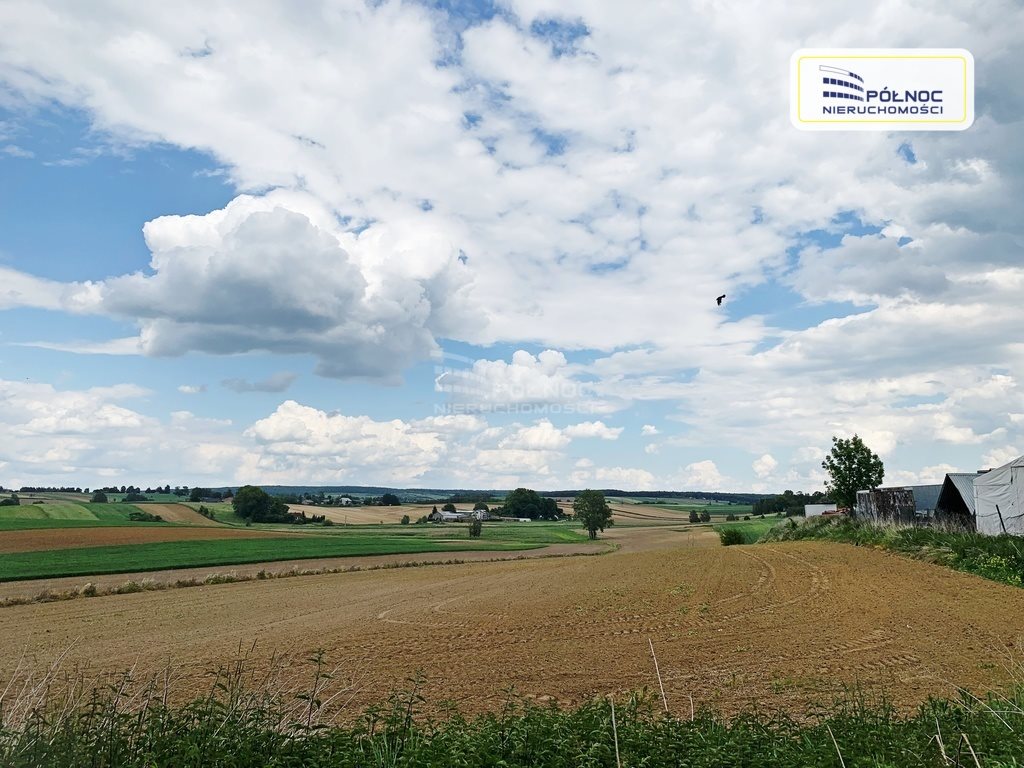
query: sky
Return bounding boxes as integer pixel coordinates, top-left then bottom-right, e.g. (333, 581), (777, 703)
(1, 0), (1022, 492)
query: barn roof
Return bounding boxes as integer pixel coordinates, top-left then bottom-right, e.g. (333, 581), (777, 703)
(945, 473), (977, 514)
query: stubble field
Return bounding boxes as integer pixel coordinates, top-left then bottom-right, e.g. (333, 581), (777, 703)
(2, 526), (1021, 720)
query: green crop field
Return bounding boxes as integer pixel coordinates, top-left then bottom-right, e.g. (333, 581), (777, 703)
(0, 501), (176, 529)
(0, 526), (591, 581)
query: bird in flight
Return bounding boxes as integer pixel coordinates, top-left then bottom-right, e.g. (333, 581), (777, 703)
(715, 294), (726, 306)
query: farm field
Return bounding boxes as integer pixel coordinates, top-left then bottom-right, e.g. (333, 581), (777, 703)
(3, 529), (1022, 719)
(0, 523), (591, 582)
(0, 525), (281, 554)
(0, 499), (212, 529)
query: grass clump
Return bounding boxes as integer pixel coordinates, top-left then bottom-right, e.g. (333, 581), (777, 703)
(763, 515), (1024, 588)
(2, 656), (1024, 767)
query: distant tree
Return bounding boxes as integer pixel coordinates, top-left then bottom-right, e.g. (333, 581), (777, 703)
(189, 487), (204, 502)
(123, 491), (149, 502)
(400, 514), (410, 525)
(688, 510), (700, 523)
(573, 489), (613, 540)
(502, 488), (561, 520)
(380, 493), (401, 506)
(468, 518), (483, 538)
(822, 434), (884, 511)
(232, 485), (291, 523)
(0, 493), (19, 507)
(699, 510), (711, 523)
(473, 501), (490, 512)
(432, 505), (439, 514)
(442, 502), (457, 513)
(90, 490), (108, 504)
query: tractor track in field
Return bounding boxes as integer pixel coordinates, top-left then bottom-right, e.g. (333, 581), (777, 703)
(1, 530), (1022, 719)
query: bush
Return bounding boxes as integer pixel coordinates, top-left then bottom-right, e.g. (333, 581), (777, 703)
(725, 513), (737, 521)
(468, 519), (483, 538)
(90, 490), (108, 503)
(719, 528), (745, 546)
(688, 510), (700, 523)
(400, 514), (411, 525)
(699, 510), (711, 523)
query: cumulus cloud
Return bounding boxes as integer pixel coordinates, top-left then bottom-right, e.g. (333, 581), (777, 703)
(752, 453), (778, 479)
(641, 424), (659, 436)
(563, 420), (622, 440)
(675, 460), (725, 491)
(222, 372), (297, 394)
(177, 384), (206, 394)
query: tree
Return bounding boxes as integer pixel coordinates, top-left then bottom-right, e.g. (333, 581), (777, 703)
(688, 510), (699, 523)
(699, 510), (710, 523)
(821, 434), (884, 511)
(442, 502), (457, 513)
(473, 501), (489, 512)
(502, 488), (561, 520)
(380, 493), (401, 506)
(189, 487), (204, 502)
(400, 514), (410, 525)
(468, 518), (482, 538)
(573, 489), (613, 540)
(232, 485), (291, 523)
(90, 490), (108, 504)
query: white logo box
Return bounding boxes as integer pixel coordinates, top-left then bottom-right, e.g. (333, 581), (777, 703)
(790, 48), (974, 131)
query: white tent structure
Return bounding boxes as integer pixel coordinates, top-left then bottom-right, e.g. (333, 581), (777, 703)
(974, 455), (1024, 535)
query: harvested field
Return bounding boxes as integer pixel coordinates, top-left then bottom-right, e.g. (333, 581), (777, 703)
(3, 531), (1023, 719)
(137, 503), (221, 526)
(0, 526), (279, 555)
(287, 503), (435, 525)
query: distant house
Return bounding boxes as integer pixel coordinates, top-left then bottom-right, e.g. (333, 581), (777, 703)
(338, 497), (353, 506)
(428, 509), (467, 522)
(804, 503), (837, 517)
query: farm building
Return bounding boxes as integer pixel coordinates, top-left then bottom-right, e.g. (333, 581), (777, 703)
(428, 509), (468, 522)
(856, 488), (916, 523)
(974, 455), (1024, 535)
(855, 484), (942, 523)
(804, 503), (837, 517)
(935, 473), (978, 529)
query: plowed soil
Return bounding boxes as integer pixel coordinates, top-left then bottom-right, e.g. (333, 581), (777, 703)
(0, 526), (278, 554)
(3, 532), (1023, 719)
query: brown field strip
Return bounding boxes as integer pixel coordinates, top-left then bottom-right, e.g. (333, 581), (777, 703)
(286, 503), (434, 525)
(2, 530), (1022, 719)
(0, 526), (279, 554)
(138, 503), (223, 526)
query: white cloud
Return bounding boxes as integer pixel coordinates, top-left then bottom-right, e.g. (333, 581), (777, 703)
(571, 465), (655, 490)
(641, 424), (659, 436)
(982, 446), (1021, 469)
(498, 419), (570, 450)
(177, 384), (206, 394)
(752, 454), (778, 479)
(674, 460), (725, 491)
(563, 420), (622, 440)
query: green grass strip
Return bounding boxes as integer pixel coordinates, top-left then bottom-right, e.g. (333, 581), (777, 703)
(0, 535), (548, 582)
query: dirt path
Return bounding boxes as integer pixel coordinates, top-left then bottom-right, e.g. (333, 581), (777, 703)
(2, 531), (1022, 719)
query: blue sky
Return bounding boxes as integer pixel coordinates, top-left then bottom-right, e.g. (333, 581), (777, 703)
(1, 1), (1022, 491)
